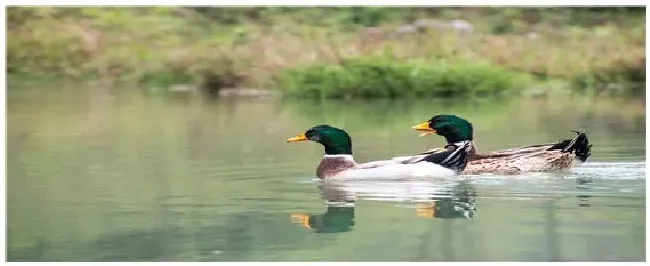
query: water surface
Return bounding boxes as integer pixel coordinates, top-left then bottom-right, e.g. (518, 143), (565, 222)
(7, 85), (645, 261)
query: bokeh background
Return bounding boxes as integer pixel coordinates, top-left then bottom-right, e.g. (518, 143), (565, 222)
(6, 7), (646, 262)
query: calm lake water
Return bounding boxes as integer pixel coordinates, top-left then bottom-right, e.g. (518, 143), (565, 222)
(7, 84), (646, 261)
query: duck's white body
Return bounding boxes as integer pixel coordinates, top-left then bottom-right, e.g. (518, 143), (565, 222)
(319, 155), (457, 180)
(334, 162), (457, 180)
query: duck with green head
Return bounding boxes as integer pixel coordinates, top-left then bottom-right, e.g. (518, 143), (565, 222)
(411, 114), (593, 175)
(287, 125), (470, 180)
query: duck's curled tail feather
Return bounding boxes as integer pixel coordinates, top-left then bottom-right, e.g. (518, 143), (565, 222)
(547, 130), (593, 162)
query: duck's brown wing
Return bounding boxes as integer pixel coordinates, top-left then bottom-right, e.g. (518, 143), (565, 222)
(464, 131), (592, 174)
(470, 144), (554, 161)
(465, 149), (574, 174)
(470, 131), (592, 162)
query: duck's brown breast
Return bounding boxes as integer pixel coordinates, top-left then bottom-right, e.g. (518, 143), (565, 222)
(317, 156), (357, 179)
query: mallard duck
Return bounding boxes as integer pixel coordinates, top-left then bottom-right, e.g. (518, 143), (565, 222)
(410, 115), (593, 175)
(287, 125), (470, 180)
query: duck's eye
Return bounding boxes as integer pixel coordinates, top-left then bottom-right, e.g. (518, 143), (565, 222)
(305, 129), (319, 141)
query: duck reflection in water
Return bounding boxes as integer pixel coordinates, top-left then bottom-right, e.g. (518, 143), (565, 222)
(416, 181), (477, 219)
(290, 204), (356, 234)
(290, 182), (356, 233)
(291, 180), (479, 233)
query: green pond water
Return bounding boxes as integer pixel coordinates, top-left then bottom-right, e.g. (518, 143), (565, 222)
(7, 85), (646, 261)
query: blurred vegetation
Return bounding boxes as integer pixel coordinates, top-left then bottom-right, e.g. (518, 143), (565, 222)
(6, 7), (646, 97)
(273, 57), (532, 98)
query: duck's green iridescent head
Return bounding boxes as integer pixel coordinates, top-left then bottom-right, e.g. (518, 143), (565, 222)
(411, 115), (473, 143)
(287, 125), (353, 155)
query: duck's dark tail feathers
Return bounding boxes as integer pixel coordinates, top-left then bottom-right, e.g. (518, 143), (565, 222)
(547, 130), (593, 162)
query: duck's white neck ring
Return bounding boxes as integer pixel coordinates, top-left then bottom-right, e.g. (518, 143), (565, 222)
(450, 140), (477, 154)
(452, 140), (473, 146)
(323, 154), (354, 160)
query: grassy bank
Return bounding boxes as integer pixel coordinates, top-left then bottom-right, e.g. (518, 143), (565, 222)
(7, 7), (646, 97)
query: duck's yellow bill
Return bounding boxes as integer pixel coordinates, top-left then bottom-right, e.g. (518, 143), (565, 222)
(287, 133), (308, 143)
(411, 122), (436, 137)
(290, 213), (311, 229)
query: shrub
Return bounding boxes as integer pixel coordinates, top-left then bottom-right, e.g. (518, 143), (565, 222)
(273, 57), (533, 98)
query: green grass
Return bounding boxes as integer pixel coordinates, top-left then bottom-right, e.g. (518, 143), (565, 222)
(273, 57), (533, 98)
